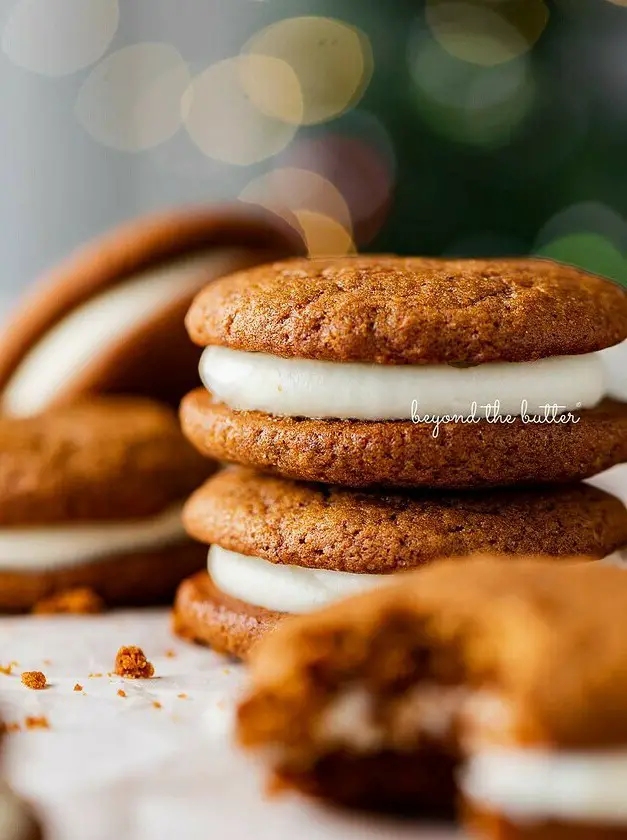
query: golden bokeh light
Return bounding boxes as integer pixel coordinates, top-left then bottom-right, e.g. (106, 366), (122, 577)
(294, 210), (356, 257)
(425, 0), (549, 66)
(2, 0), (119, 76)
(75, 43), (190, 152)
(183, 56), (302, 166)
(243, 16), (373, 125)
(240, 168), (352, 236)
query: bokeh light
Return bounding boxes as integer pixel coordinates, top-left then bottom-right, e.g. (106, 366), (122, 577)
(293, 210), (356, 257)
(425, 0), (549, 66)
(183, 56), (302, 166)
(2, 0), (119, 77)
(240, 168), (352, 235)
(280, 121), (395, 245)
(243, 16), (373, 125)
(408, 28), (535, 147)
(75, 43), (190, 152)
(534, 202), (627, 286)
(536, 233), (626, 285)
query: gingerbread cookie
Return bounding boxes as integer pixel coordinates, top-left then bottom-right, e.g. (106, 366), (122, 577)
(0, 206), (303, 415)
(238, 557), (627, 836)
(182, 256), (627, 488)
(173, 467), (627, 656)
(0, 397), (215, 610)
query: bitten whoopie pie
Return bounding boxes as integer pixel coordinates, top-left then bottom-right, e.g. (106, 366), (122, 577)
(0, 205), (303, 415)
(0, 398), (215, 611)
(172, 467), (627, 657)
(181, 256), (627, 488)
(238, 558), (627, 836)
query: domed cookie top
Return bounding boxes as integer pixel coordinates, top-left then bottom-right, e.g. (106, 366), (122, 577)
(184, 467), (627, 573)
(0, 397), (214, 525)
(186, 256), (627, 364)
(0, 205), (303, 415)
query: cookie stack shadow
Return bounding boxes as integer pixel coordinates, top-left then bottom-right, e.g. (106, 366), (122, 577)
(173, 255), (627, 658)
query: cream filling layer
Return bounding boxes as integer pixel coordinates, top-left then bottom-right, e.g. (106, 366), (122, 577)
(3, 248), (244, 417)
(0, 503), (186, 570)
(462, 748), (627, 824)
(208, 545), (389, 613)
(209, 546), (627, 614)
(200, 345), (607, 421)
(601, 339), (627, 402)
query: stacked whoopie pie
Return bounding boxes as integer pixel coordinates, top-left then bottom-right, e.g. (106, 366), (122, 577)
(0, 206), (303, 610)
(174, 256), (627, 658)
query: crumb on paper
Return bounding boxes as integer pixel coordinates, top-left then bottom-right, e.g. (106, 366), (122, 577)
(152, 701), (162, 709)
(25, 716), (49, 730)
(0, 661), (19, 676)
(165, 649), (176, 658)
(177, 693), (188, 700)
(73, 684), (83, 692)
(222, 668), (231, 675)
(21, 671), (46, 690)
(117, 689), (126, 698)
(114, 646), (154, 679)
(0, 721), (21, 734)
(42, 659), (51, 665)
(88, 673), (103, 678)
(32, 587), (105, 615)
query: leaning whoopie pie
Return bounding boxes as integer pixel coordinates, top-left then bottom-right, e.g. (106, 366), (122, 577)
(181, 256), (627, 488)
(0, 205), (302, 415)
(0, 398), (215, 611)
(237, 557), (627, 835)
(172, 466), (627, 657)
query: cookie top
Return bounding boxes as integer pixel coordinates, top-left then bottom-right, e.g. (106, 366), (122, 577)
(241, 558), (627, 750)
(0, 398), (215, 525)
(186, 256), (627, 364)
(0, 205), (303, 411)
(184, 467), (627, 572)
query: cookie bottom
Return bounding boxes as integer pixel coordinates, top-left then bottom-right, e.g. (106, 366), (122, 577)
(464, 805), (627, 839)
(172, 571), (284, 659)
(277, 748), (457, 817)
(181, 390), (627, 488)
(0, 541), (206, 612)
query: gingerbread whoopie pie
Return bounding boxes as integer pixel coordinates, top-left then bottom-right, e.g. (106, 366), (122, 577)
(0, 205), (303, 415)
(172, 467), (627, 657)
(0, 397), (215, 611)
(181, 256), (627, 488)
(238, 557), (627, 836)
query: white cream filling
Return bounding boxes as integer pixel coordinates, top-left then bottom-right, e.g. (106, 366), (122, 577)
(601, 339), (627, 402)
(200, 345), (607, 421)
(209, 546), (627, 614)
(462, 748), (627, 824)
(0, 503), (186, 570)
(208, 545), (390, 613)
(3, 248), (245, 417)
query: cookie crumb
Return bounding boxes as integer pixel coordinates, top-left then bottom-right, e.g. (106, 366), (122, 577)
(32, 587), (105, 615)
(114, 646), (154, 679)
(0, 721), (21, 734)
(88, 673), (103, 678)
(25, 716), (49, 730)
(165, 649), (177, 658)
(177, 693), (188, 699)
(21, 671), (46, 690)
(117, 689), (126, 698)
(0, 664), (14, 676)
(152, 701), (162, 709)
(73, 683), (83, 692)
